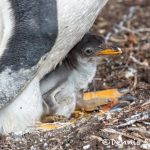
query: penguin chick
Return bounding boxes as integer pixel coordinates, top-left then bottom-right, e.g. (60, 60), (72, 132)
(40, 33), (122, 118)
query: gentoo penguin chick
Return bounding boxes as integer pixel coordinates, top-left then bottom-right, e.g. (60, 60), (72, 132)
(40, 33), (122, 118)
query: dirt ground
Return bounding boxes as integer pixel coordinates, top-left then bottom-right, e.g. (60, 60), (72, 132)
(0, 0), (150, 149)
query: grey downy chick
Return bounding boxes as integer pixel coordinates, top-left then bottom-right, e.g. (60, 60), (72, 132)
(40, 33), (122, 118)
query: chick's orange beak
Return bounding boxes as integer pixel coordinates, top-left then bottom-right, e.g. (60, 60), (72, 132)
(96, 47), (122, 56)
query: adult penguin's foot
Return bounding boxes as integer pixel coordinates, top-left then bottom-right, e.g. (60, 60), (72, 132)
(82, 89), (137, 113)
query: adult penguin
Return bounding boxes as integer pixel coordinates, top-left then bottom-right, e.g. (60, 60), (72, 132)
(0, 0), (108, 134)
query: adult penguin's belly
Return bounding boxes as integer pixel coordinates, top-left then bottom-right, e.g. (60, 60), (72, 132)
(38, 0), (109, 79)
(0, 0), (108, 134)
(0, 0), (108, 110)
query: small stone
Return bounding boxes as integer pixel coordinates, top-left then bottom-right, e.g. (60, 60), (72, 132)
(44, 143), (48, 148)
(83, 144), (90, 150)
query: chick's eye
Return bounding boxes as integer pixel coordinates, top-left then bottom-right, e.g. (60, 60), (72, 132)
(84, 48), (93, 55)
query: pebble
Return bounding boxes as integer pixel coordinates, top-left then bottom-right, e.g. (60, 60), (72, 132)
(83, 144), (90, 150)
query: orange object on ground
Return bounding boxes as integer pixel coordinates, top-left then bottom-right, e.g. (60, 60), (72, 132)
(83, 89), (123, 112)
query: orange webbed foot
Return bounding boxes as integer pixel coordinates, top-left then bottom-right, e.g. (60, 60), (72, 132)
(83, 89), (137, 113)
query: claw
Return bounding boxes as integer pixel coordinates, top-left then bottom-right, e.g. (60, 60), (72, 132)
(119, 95), (137, 103)
(111, 101), (130, 111)
(111, 95), (137, 111)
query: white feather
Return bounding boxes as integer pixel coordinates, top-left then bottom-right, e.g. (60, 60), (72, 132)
(0, 77), (44, 134)
(51, 57), (98, 117)
(0, 0), (15, 57)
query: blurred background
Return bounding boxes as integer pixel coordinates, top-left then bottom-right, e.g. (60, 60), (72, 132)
(90, 0), (150, 102)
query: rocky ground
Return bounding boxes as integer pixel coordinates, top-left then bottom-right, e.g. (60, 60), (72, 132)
(0, 0), (150, 149)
